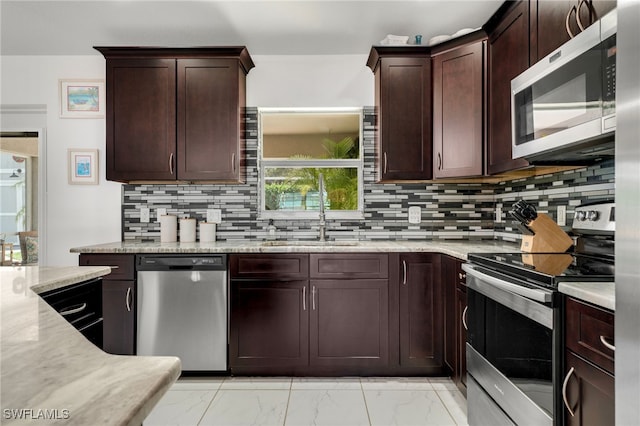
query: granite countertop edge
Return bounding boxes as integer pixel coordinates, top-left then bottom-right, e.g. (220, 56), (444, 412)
(1, 266), (181, 425)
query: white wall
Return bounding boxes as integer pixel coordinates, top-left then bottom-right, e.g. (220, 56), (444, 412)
(0, 53), (375, 265)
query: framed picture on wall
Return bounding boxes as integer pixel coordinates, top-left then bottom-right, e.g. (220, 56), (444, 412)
(68, 149), (99, 185)
(59, 79), (105, 118)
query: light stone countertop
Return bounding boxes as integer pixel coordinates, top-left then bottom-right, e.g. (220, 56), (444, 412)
(1, 266), (181, 425)
(70, 239), (520, 261)
(559, 281), (615, 311)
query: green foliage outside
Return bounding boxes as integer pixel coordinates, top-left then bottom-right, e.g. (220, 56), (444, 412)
(264, 137), (359, 211)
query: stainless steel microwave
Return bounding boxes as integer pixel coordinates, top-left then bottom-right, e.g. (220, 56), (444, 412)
(511, 10), (616, 163)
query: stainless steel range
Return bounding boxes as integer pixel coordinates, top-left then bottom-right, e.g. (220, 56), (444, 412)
(464, 202), (614, 425)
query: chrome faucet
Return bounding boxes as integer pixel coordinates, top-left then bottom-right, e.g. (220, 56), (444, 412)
(318, 173), (326, 242)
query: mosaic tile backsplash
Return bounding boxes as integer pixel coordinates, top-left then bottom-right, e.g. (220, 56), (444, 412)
(122, 108), (615, 242)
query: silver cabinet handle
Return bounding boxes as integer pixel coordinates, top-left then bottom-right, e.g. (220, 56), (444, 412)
(126, 287), (132, 312)
(600, 335), (615, 351)
(458, 272), (466, 280)
(232, 153), (236, 174)
(383, 152), (388, 174)
(566, 5), (577, 38)
(60, 303), (87, 316)
(562, 367), (576, 417)
(437, 152), (442, 170)
(169, 153), (175, 175)
(462, 306), (468, 331)
(312, 285), (316, 310)
(402, 260), (407, 285)
(303, 286), (307, 311)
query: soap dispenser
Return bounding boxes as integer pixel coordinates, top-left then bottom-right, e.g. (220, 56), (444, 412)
(266, 219), (277, 240)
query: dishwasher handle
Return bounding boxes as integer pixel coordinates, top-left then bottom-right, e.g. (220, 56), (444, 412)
(137, 255), (227, 271)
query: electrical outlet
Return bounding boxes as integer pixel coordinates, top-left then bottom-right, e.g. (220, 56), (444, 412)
(207, 209), (222, 224)
(408, 206), (421, 224)
(557, 205), (567, 226)
(156, 208), (167, 221)
(495, 205), (503, 223)
(140, 207), (150, 223)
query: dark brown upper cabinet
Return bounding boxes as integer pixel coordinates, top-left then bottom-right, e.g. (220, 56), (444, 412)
(432, 39), (486, 178)
(95, 47), (254, 183)
(485, 1), (531, 175)
(530, 0), (616, 65)
(367, 47), (432, 181)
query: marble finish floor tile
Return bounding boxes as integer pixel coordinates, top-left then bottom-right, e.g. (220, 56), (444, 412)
(144, 390), (217, 426)
(148, 376), (467, 425)
(199, 390), (289, 426)
(291, 377), (362, 390)
(361, 377), (434, 390)
(285, 390), (370, 426)
(219, 377), (292, 390)
(364, 390), (457, 426)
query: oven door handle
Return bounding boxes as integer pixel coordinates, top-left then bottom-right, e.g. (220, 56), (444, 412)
(463, 264), (553, 329)
(462, 264), (551, 303)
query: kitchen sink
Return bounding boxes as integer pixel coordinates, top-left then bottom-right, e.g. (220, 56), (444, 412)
(260, 240), (361, 247)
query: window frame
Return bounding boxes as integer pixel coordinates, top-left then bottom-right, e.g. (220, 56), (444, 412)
(258, 107), (364, 220)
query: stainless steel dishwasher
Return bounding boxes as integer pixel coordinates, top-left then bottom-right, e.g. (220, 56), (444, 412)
(136, 254), (228, 371)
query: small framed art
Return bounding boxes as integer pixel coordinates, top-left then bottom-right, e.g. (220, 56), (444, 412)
(68, 149), (99, 185)
(59, 79), (105, 118)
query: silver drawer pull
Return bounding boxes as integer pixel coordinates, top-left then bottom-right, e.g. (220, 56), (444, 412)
(126, 287), (132, 312)
(562, 367), (576, 417)
(462, 306), (468, 331)
(600, 335), (615, 351)
(402, 260), (407, 285)
(303, 286), (307, 311)
(60, 303), (87, 316)
(312, 285), (316, 310)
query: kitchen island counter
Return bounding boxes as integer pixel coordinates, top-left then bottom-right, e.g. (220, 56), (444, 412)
(1, 266), (181, 425)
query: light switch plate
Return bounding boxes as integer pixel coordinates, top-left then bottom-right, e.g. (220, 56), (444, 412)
(557, 205), (567, 226)
(408, 206), (421, 224)
(156, 208), (167, 221)
(140, 207), (150, 223)
(207, 209), (222, 224)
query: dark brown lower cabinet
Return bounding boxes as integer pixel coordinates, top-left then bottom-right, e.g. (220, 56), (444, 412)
(102, 279), (135, 355)
(564, 351), (615, 426)
(230, 280), (308, 368)
(455, 281), (467, 390)
(398, 253), (442, 369)
(310, 279), (388, 368)
(442, 255), (467, 391)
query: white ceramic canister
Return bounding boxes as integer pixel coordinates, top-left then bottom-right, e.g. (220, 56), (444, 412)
(200, 222), (216, 243)
(160, 215), (178, 243)
(179, 218), (197, 243)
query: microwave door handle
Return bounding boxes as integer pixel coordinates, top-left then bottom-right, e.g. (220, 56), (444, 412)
(566, 5), (577, 38)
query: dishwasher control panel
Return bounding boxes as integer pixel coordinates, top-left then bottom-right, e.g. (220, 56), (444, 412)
(137, 254), (227, 270)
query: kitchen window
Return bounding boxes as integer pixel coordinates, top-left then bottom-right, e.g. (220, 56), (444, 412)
(259, 108), (364, 220)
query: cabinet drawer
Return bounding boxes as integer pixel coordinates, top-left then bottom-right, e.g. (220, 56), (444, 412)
(566, 297), (615, 374)
(230, 254), (309, 279)
(310, 253), (388, 279)
(79, 254), (135, 280)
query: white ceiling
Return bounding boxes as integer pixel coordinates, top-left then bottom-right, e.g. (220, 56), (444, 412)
(0, 0), (504, 56)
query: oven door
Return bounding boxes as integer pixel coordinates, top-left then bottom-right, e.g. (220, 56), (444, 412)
(463, 264), (561, 426)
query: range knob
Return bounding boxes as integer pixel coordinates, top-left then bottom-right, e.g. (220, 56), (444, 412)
(587, 210), (600, 221)
(576, 210), (587, 221)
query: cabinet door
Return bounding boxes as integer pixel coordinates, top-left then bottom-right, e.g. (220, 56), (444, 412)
(487, 1), (530, 175)
(399, 254), (442, 368)
(102, 280), (135, 355)
(433, 41), (484, 178)
(310, 279), (389, 367)
(564, 351), (615, 426)
(456, 283), (467, 389)
(442, 256), (457, 375)
(378, 57), (432, 181)
(177, 59), (243, 181)
(230, 280), (309, 368)
(531, 0), (616, 64)
(106, 58), (176, 181)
